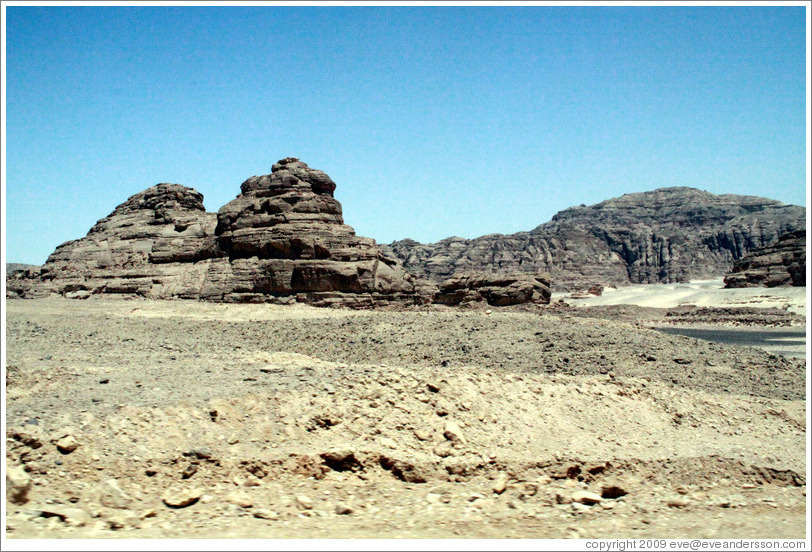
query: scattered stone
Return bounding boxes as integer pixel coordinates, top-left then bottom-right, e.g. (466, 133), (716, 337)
(39, 506), (90, 527)
(253, 509), (280, 520)
(232, 473), (262, 487)
(414, 429), (432, 441)
(162, 488), (202, 508)
(181, 463), (198, 479)
(106, 512), (137, 530)
(295, 495), (314, 510)
(99, 479), (134, 510)
(379, 437), (398, 449)
(334, 503), (353, 515)
(225, 491), (253, 508)
(492, 473), (509, 495)
(572, 490), (603, 505)
(188, 447), (213, 460)
(55, 435), (79, 454)
(433, 442), (454, 458)
(443, 420), (465, 443)
(666, 497), (690, 508)
(6, 465), (32, 505)
(601, 483), (629, 499)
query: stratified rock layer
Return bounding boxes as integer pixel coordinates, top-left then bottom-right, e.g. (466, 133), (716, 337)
(208, 158), (418, 306)
(8, 159), (421, 307)
(723, 230), (806, 288)
(434, 273), (552, 306)
(385, 187), (805, 290)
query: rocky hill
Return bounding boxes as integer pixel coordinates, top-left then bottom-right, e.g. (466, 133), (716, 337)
(724, 229), (806, 288)
(7, 158), (422, 307)
(384, 187), (805, 290)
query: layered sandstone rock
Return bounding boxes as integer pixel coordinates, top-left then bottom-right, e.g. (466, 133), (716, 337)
(434, 273), (552, 306)
(385, 187), (805, 290)
(207, 157), (418, 306)
(723, 230), (806, 288)
(8, 159), (422, 307)
(8, 184), (220, 298)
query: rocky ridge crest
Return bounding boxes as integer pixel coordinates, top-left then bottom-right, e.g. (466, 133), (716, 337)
(8, 159), (422, 307)
(385, 187), (805, 290)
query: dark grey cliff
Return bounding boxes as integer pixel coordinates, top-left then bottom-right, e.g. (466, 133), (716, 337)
(724, 229), (806, 288)
(384, 187), (805, 290)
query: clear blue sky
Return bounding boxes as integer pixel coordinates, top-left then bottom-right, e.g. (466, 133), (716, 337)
(3, 3), (808, 265)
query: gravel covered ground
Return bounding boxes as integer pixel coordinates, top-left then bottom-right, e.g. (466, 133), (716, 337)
(4, 297), (807, 540)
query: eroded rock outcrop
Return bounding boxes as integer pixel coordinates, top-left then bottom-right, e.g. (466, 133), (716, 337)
(385, 187), (805, 290)
(723, 230), (806, 288)
(8, 184), (220, 298)
(8, 159), (422, 307)
(434, 273), (552, 307)
(206, 158), (418, 306)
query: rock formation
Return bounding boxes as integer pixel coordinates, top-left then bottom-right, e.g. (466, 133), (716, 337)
(723, 229), (806, 288)
(434, 273), (552, 306)
(207, 157), (418, 306)
(7, 159), (422, 307)
(384, 187), (805, 290)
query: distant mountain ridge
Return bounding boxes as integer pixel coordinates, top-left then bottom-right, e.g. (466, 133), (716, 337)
(383, 187), (805, 290)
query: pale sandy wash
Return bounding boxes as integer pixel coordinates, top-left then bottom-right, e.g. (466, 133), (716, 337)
(4, 297), (807, 540)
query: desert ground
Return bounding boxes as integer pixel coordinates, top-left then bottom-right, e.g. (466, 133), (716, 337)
(3, 283), (808, 542)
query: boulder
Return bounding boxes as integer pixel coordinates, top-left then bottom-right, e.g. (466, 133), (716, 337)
(435, 273), (551, 306)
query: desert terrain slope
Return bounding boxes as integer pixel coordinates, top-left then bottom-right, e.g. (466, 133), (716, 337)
(4, 295), (807, 540)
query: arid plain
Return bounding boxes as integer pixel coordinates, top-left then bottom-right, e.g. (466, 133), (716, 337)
(4, 285), (807, 540)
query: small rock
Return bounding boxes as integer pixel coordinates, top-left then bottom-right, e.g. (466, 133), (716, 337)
(295, 495), (314, 510)
(491, 472), (509, 494)
(189, 447), (213, 460)
(162, 488), (202, 508)
(232, 473), (262, 487)
(433, 442), (454, 458)
(572, 490), (603, 505)
(601, 483), (628, 499)
(106, 513), (137, 530)
(225, 491), (253, 508)
(443, 420), (465, 443)
(572, 502), (592, 513)
(40, 506), (91, 527)
(379, 437), (398, 449)
(55, 435), (79, 454)
(6, 465), (32, 505)
(334, 503), (353, 515)
(99, 479), (134, 509)
(666, 497), (689, 508)
(227, 433), (240, 445)
(181, 463), (198, 479)
(253, 508), (279, 520)
(414, 429), (432, 441)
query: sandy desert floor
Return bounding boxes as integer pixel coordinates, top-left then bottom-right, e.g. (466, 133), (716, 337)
(3, 292), (808, 542)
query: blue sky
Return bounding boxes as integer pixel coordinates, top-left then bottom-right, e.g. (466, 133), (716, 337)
(3, 3), (808, 265)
